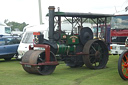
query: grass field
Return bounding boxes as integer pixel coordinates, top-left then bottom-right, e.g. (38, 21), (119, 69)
(0, 55), (127, 85)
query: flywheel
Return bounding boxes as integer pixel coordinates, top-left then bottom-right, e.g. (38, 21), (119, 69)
(80, 27), (93, 45)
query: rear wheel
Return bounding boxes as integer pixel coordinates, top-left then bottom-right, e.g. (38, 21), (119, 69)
(118, 50), (128, 80)
(83, 39), (109, 69)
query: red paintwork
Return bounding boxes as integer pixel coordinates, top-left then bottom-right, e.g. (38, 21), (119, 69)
(122, 52), (128, 79)
(20, 61), (59, 66)
(34, 44), (50, 62)
(76, 52), (88, 55)
(33, 32), (41, 35)
(111, 29), (128, 36)
(123, 63), (128, 68)
(21, 44), (59, 66)
(29, 45), (33, 50)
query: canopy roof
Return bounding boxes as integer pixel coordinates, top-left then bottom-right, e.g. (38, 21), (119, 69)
(47, 12), (114, 18)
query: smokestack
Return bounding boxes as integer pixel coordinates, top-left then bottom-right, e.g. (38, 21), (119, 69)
(48, 6), (55, 42)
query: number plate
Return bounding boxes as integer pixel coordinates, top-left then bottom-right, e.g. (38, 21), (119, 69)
(24, 64), (31, 68)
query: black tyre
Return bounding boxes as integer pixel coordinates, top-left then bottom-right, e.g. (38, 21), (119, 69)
(4, 58), (11, 61)
(4, 54), (14, 61)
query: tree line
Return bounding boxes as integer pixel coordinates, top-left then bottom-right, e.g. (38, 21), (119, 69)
(4, 19), (29, 31)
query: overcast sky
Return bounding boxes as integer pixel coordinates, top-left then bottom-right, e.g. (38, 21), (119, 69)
(0, 0), (128, 25)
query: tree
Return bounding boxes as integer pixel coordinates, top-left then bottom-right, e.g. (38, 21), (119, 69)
(4, 19), (29, 31)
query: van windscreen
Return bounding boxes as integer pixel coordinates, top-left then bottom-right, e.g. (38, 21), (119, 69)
(22, 33), (33, 43)
(5, 27), (11, 34)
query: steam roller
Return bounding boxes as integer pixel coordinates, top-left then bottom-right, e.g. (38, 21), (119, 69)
(20, 6), (110, 75)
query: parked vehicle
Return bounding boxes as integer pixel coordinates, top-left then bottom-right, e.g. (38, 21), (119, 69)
(17, 25), (48, 60)
(116, 9), (128, 80)
(110, 14), (128, 55)
(0, 22), (11, 37)
(11, 31), (23, 36)
(0, 36), (21, 60)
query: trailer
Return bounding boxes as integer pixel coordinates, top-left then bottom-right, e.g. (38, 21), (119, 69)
(20, 6), (113, 75)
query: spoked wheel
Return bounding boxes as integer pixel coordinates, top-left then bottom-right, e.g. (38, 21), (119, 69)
(21, 50), (57, 75)
(118, 50), (128, 80)
(83, 39), (109, 69)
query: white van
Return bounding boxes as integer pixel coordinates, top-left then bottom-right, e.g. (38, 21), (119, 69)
(17, 24), (48, 60)
(0, 22), (11, 37)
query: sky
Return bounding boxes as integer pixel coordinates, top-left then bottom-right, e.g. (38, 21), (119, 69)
(0, 0), (128, 25)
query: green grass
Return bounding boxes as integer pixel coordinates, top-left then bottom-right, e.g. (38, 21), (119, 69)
(0, 55), (128, 85)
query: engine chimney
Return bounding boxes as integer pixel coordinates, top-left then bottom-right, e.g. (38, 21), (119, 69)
(48, 6), (55, 42)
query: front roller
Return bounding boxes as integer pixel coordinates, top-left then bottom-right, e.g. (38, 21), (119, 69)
(118, 50), (128, 80)
(21, 50), (57, 75)
(83, 39), (109, 69)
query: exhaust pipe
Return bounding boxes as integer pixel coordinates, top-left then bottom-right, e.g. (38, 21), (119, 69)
(48, 6), (55, 42)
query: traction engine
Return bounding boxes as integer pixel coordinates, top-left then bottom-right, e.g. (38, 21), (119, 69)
(20, 6), (110, 75)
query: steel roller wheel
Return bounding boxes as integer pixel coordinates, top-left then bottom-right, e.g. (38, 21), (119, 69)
(118, 50), (128, 80)
(83, 39), (108, 69)
(21, 50), (56, 75)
